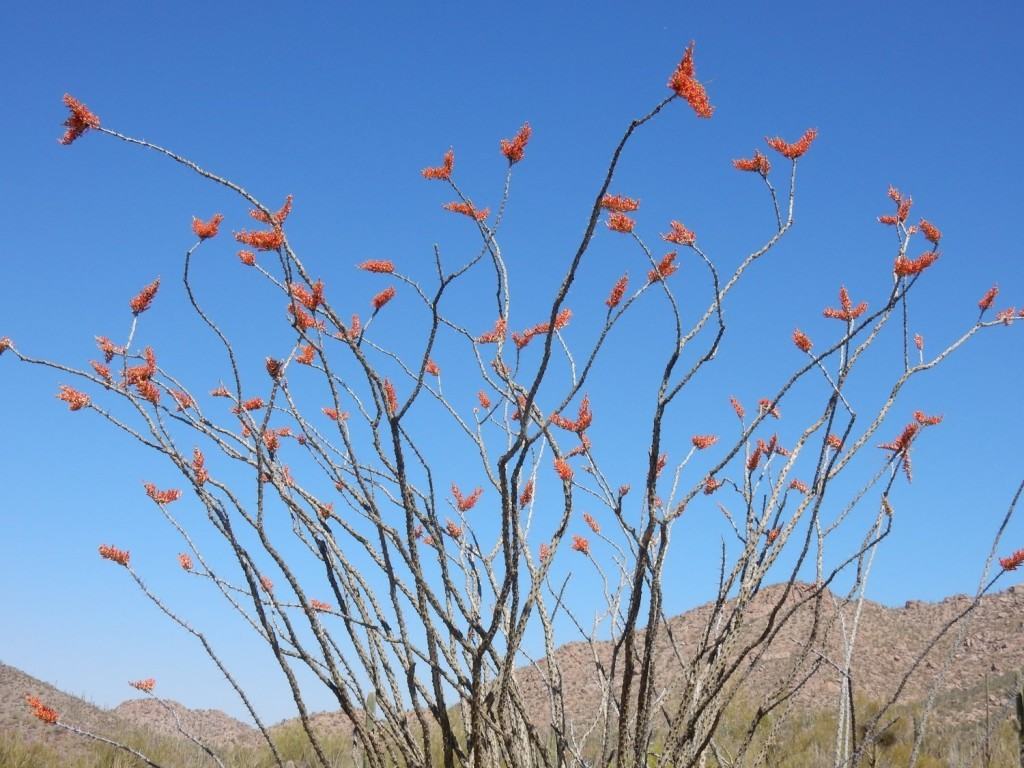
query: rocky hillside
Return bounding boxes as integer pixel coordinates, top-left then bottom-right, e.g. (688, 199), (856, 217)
(3, 582), (1021, 756)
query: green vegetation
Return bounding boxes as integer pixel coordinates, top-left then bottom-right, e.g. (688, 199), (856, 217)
(3, 697), (1020, 768)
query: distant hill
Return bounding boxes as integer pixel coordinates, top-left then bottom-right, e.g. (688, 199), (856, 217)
(3, 582), (1022, 764)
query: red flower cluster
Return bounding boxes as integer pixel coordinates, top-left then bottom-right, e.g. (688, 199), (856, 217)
(99, 544), (130, 566)
(170, 390), (193, 411)
(703, 475), (722, 494)
(919, 219), (942, 245)
(452, 483), (483, 512)
(124, 347), (157, 387)
(758, 398), (780, 419)
(26, 695), (59, 725)
(879, 411), (940, 481)
(606, 212), (635, 233)
(691, 434), (718, 450)
(129, 278), (161, 315)
(600, 194), (640, 213)
(606, 273), (629, 309)
(662, 220), (696, 246)
(383, 379), (398, 416)
(91, 361), (112, 383)
(238, 250), (256, 266)
(250, 195), (293, 227)
(733, 150), (771, 175)
(582, 512), (601, 534)
(446, 520), (463, 539)
(766, 128), (818, 159)
(296, 345), (315, 365)
(359, 259), (395, 274)
(322, 407), (349, 421)
(826, 434), (843, 450)
(648, 252), (678, 282)
(235, 228), (285, 251)
(59, 94), (100, 145)
(554, 457), (573, 482)
(519, 480), (534, 508)
(144, 483), (182, 504)
(999, 549), (1024, 571)
(500, 123), (532, 164)
(57, 385), (90, 411)
(191, 214), (224, 240)
(477, 390), (492, 409)
(550, 394), (593, 434)
(655, 452), (668, 477)
(476, 318), (507, 344)
(792, 329), (813, 353)
(0, 337), (11, 355)
(95, 336), (122, 363)
(789, 479), (810, 494)
(894, 251), (939, 277)
(730, 396), (745, 420)
(823, 286), (867, 322)
(978, 285), (999, 312)
(178, 553), (193, 571)
(443, 201), (489, 221)
(289, 303), (324, 332)
(571, 534), (590, 555)
(290, 280), (325, 313)
(878, 186), (912, 226)
(130, 678), (156, 693)
(310, 599), (333, 613)
(512, 308), (573, 349)
(667, 42), (714, 118)
(192, 448), (208, 485)
(233, 397), (264, 413)
(422, 148), (454, 181)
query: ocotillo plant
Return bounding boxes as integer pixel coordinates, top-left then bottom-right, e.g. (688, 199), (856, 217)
(8, 42), (1024, 768)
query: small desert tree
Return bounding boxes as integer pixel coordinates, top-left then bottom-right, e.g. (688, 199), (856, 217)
(7, 42), (1024, 768)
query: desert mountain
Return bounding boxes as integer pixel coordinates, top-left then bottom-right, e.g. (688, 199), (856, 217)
(3, 582), (1022, 758)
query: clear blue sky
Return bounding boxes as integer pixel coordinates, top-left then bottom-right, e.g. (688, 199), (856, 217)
(2, 2), (1022, 725)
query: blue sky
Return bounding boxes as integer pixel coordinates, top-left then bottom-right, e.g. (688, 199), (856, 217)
(2, 2), (1022, 725)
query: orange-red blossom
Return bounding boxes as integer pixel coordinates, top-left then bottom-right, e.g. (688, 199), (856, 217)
(606, 273), (629, 309)
(99, 544), (130, 566)
(26, 695), (59, 724)
(57, 385), (90, 411)
(59, 94), (100, 145)
(662, 220), (696, 246)
(823, 286), (867, 322)
(422, 148), (454, 181)
(733, 150), (771, 175)
(978, 285), (998, 312)
(606, 212), (635, 233)
(144, 483), (182, 504)
(130, 678), (156, 693)
(452, 483), (483, 512)
(667, 42), (714, 118)
(1000, 549), (1024, 571)
(192, 214), (224, 240)
(443, 201), (489, 221)
(130, 278), (161, 314)
(250, 195), (293, 227)
(500, 123), (532, 164)
(691, 434), (718, 450)
(766, 128), (818, 159)
(600, 194), (640, 213)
